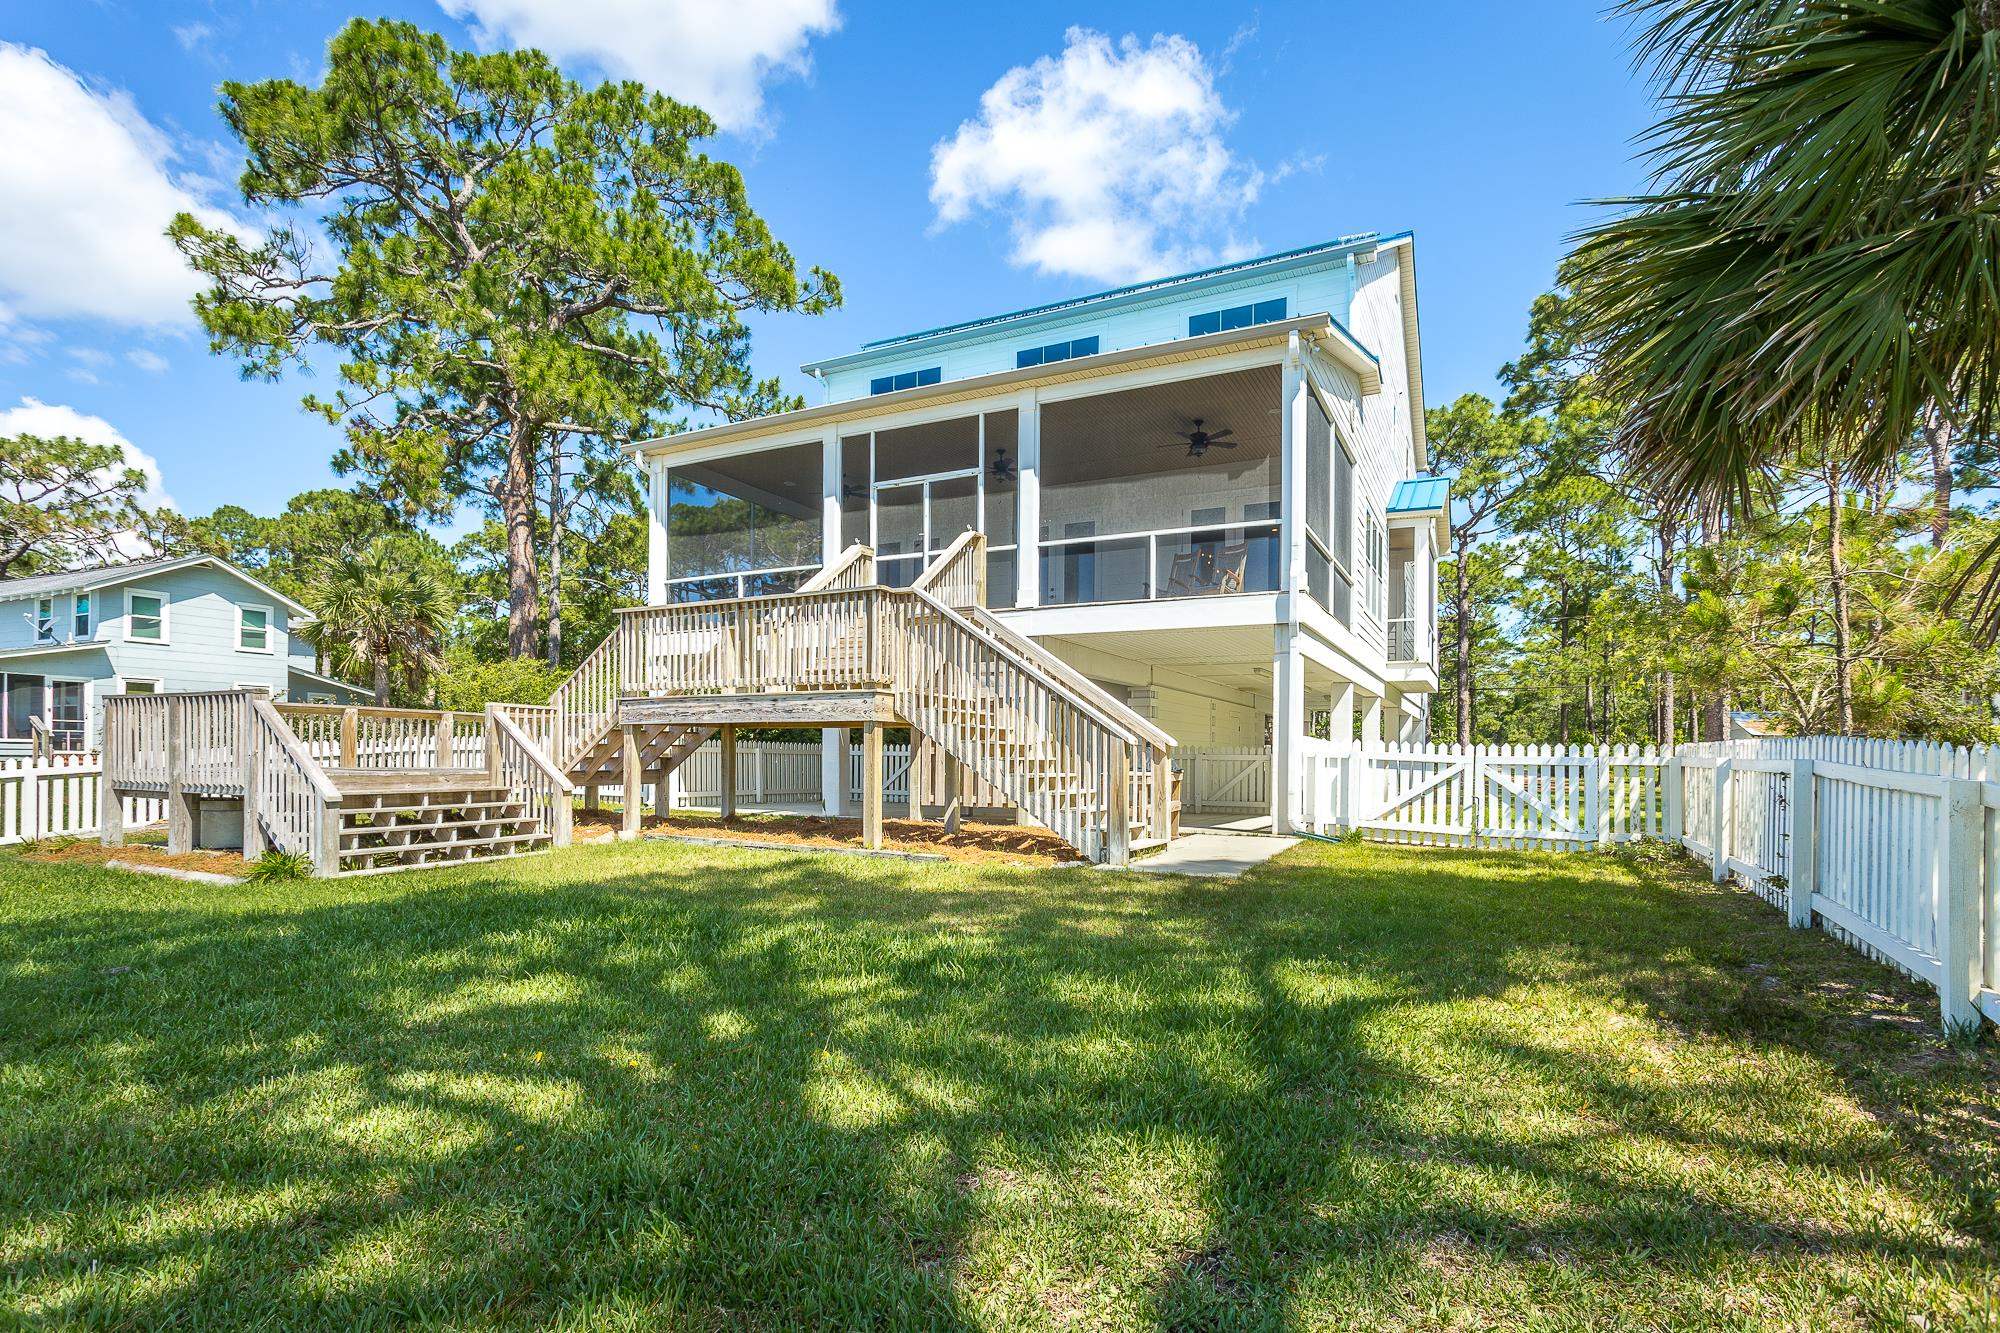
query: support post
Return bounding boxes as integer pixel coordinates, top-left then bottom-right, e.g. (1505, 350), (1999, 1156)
(165, 696), (196, 854)
(1360, 693), (1385, 747)
(718, 725), (738, 820)
(436, 711), (455, 769)
(646, 459), (669, 605)
(944, 757), (964, 835)
(909, 731), (929, 822)
(1711, 758), (1732, 882)
(1270, 626), (1305, 834)
(1786, 758), (1815, 927)
(1329, 682), (1355, 746)
(861, 721), (884, 849)
(584, 784), (601, 811)
(650, 764), (669, 820)
(1106, 743), (1131, 865)
(339, 708), (358, 769)
(317, 800), (342, 877)
(241, 695), (263, 858)
(619, 726), (642, 840)
(1150, 753), (1170, 844)
(1939, 777), (1984, 1032)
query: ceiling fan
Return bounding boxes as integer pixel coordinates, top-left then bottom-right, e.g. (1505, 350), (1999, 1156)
(988, 448), (1017, 482)
(1160, 418), (1237, 457)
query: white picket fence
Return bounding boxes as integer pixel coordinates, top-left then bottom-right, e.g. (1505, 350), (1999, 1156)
(0, 754), (167, 845)
(1300, 742), (1674, 849)
(1299, 738), (1999, 1031)
(1180, 747), (1273, 816)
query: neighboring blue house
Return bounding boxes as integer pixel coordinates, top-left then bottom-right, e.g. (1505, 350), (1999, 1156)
(0, 555), (368, 754)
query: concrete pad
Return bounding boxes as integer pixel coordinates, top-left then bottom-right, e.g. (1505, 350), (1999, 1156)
(1117, 832), (1299, 879)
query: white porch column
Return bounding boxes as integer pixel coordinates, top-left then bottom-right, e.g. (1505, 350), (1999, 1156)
(1412, 522), (1436, 663)
(1360, 692), (1385, 747)
(1279, 336), (1310, 608)
(820, 425), (851, 815)
(1328, 681), (1355, 746)
(1015, 387), (1041, 609)
(1270, 625), (1306, 834)
(645, 459), (669, 605)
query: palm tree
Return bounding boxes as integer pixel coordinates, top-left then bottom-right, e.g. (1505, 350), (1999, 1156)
(303, 538), (457, 705)
(1569, 1), (2000, 527)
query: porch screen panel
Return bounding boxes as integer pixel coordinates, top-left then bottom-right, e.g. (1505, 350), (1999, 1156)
(668, 440), (822, 597)
(1039, 365), (1281, 606)
(840, 435), (870, 550)
(875, 415), (978, 481)
(983, 410), (1018, 607)
(1329, 422), (1354, 625)
(1304, 398), (1333, 613)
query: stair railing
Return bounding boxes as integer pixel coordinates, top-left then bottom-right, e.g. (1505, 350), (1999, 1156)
(910, 530), (985, 609)
(485, 705), (574, 848)
(797, 543), (876, 593)
(246, 695), (343, 873)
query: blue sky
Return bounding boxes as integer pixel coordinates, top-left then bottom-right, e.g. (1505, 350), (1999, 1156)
(0, 0), (1655, 525)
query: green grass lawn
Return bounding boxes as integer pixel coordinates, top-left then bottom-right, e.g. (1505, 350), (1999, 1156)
(2, 837), (1996, 1329)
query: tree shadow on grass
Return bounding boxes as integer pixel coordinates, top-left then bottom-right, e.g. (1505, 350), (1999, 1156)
(0, 838), (1994, 1327)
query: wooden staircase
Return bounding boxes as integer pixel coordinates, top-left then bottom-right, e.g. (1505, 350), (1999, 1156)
(329, 772), (552, 875)
(513, 534), (1177, 863)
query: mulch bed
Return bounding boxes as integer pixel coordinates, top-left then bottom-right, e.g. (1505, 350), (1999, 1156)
(573, 807), (1078, 866)
(17, 840), (252, 876)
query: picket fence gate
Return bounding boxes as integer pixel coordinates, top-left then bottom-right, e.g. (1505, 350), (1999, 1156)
(0, 753), (167, 846)
(1297, 738), (1998, 1032)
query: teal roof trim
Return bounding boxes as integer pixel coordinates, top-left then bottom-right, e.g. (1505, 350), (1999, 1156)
(1387, 474), (1449, 513)
(801, 230), (1413, 376)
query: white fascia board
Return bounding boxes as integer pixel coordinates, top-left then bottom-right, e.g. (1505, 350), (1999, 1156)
(627, 316), (1382, 467)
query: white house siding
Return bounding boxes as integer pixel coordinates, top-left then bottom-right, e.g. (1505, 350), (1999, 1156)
(820, 266), (1358, 403)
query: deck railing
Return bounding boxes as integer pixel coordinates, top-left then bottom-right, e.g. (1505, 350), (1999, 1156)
(273, 703), (487, 771)
(486, 704), (573, 849)
(247, 696), (344, 870)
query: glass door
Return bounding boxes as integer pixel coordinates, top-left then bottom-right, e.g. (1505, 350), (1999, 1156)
(48, 681), (84, 751)
(872, 468), (984, 587)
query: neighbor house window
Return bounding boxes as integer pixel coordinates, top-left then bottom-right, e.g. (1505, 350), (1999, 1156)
(1187, 298), (1287, 337)
(237, 604), (272, 652)
(33, 598), (55, 643)
(126, 589), (166, 642)
(868, 367), (942, 395)
(72, 592), (90, 639)
(1016, 335), (1099, 368)
(121, 679), (159, 695)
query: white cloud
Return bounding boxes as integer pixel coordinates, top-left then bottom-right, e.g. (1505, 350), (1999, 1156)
(0, 43), (243, 330)
(173, 22), (214, 54)
(0, 397), (175, 513)
(439, 0), (838, 133)
(127, 349), (170, 373)
(930, 28), (1264, 285)
(67, 348), (112, 368)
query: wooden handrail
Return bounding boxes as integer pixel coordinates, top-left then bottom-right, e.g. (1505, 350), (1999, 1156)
(966, 606), (1178, 753)
(485, 705), (574, 794)
(252, 696), (342, 801)
(910, 529), (984, 605)
(905, 588), (1160, 752)
(798, 543), (876, 593)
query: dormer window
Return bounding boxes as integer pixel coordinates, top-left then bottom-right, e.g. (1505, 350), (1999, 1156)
(1188, 298), (1287, 337)
(1016, 335), (1099, 369)
(869, 367), (942, 395)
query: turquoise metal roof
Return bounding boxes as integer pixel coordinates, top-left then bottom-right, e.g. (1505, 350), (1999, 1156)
(1387, 474), (1449, 513)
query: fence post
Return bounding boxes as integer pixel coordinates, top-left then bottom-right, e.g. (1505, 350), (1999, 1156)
(1338, 751), (1358, 831)
(1592, 751), (1610, 848)
(1787, 758), (1815, 928)
(1711, 757), (1732, 882)
(1664, 753), (1684, 844)
(1939, 777), (1984, 1032)
(339, 708), (358, 768)
(165, 696), (196, 855)
(437, 711), (455, 769)
(19, 755), (39, 844)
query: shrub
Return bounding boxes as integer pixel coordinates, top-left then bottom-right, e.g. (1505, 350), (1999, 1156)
(244, 850), (313, 882)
